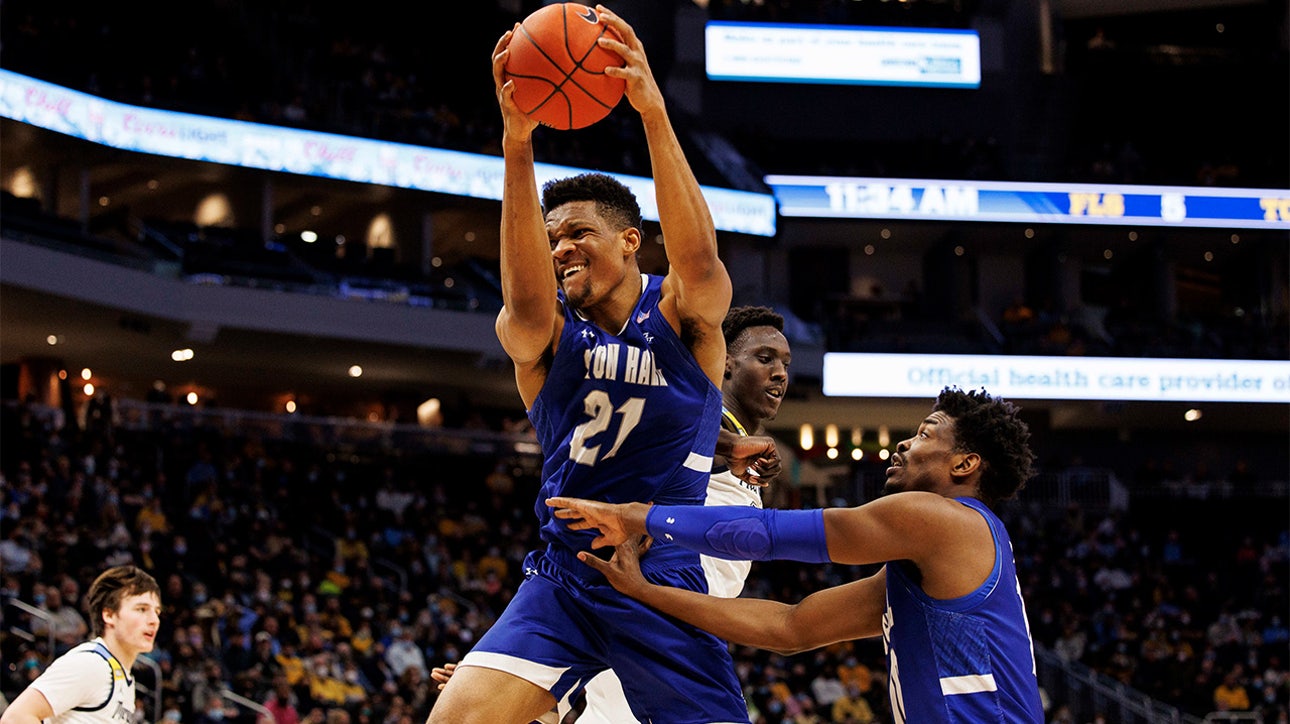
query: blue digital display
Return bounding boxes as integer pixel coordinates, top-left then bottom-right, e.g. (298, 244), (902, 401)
(765, 175), (1290, 230)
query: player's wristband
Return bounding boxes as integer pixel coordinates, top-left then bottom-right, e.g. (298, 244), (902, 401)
(645, 505), (830, 563)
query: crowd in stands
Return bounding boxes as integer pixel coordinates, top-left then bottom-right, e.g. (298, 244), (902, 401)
(995, 296), (1290, 362)
(1, 393), (1286, 723)
(819, 285), (1288, 363)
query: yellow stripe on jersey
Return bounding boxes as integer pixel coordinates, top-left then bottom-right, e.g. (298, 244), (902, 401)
(720, 407), (748, 437)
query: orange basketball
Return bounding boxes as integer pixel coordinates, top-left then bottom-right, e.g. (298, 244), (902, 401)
(504, 3), (626, 131)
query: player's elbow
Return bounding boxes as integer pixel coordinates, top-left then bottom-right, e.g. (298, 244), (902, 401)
(759, 613), (824, 656)
(766, 640), (814, 657)
(1, 700), (43, 724)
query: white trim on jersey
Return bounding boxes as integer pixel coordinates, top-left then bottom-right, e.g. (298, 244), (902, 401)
(458, 651), (571, 690)
(940, 672), (999, 696)
(683, 451), (713, 472)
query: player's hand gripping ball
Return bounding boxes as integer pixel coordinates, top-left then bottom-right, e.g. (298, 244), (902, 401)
(505, 3), (626, 130)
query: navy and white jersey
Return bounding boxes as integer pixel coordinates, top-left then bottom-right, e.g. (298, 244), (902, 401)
(29, 639), (136, 724)
(529, 273), (724, 562)
(882, 497), (1044, 723)
(701, 407), (764, 598)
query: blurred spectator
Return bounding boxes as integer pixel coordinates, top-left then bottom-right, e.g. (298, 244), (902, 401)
(829, 682), (875, 723)
(808, 667), (846, 710)
(136, 497), (172, 536)
(1213, 666), (1252, 712)
(0, 523), (40, 575)
(261, 676), (301, 724)
(382, 625), (427, 680)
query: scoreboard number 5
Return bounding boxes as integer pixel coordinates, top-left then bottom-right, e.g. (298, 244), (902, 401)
(1161, 193), (1187, 222)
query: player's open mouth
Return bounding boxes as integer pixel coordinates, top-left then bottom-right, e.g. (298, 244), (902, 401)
(766, 387), (784, 399)
(562, 264), (586, 280)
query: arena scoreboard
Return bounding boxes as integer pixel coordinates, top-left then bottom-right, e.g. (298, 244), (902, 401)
(765, 175), (1290, 230)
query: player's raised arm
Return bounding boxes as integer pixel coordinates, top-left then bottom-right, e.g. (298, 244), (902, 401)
(596, 5), (731, 357)
(492, 27), (561, 406)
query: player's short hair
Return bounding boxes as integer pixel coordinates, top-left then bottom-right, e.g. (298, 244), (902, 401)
(85, 565), (161, 637)
(933, 387), (1036, 507)
(722, 306), (785, 352)
(542, 172), (643, 232)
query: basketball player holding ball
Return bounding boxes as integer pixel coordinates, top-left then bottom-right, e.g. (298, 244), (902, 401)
(427, 5), (750, 724)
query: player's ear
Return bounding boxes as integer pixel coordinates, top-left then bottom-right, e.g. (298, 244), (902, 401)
(621, 227), (642, 256)
(950, 452), (981, 481)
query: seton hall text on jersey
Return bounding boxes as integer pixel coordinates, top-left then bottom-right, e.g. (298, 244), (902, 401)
(583, 343), (668, 387)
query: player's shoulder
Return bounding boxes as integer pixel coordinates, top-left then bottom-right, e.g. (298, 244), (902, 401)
(72, 640), (118, 664)
(37, 641), (111, 682)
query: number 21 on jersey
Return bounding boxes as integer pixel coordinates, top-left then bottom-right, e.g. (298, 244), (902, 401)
(569, 390), (645, 466)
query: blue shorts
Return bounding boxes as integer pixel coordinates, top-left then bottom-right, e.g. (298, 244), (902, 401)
(460, 545), (748, 724)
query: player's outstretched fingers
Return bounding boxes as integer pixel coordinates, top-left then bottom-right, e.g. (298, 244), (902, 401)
(431, 662), (457, 691)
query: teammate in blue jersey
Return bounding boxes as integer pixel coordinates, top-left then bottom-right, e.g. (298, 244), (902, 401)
(428, 6), (745, 724)
(549, 387), (1047, 723)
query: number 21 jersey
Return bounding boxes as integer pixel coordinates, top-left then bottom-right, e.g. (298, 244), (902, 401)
(529, 273), (723, 558)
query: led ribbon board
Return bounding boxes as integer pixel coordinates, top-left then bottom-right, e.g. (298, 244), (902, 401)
(0, 69), (777, 237)
(823, 353), (1290, 403)
(765, 175), (1290, 230)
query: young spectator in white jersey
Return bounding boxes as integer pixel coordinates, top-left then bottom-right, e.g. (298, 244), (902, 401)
(1, 566), (162, 724)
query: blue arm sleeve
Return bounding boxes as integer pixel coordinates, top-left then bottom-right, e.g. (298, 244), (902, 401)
(644, 505), (831, 563)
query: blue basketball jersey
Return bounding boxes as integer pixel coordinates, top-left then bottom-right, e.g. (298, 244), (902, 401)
(468, 273), (746, 721)
(882, 497), (1044, 723)
(529, 273), (724, 563)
